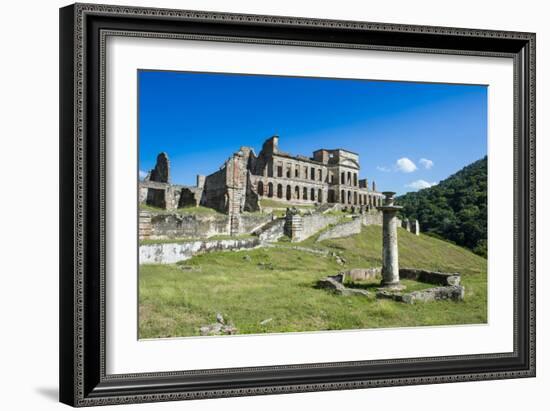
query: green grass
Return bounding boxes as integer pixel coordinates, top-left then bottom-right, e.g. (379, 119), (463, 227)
(139, 226), (487, 338)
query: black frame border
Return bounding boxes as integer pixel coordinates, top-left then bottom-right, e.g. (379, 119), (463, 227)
(60, 3), (536, 407)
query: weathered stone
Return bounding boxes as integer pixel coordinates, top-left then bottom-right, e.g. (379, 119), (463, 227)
(401, 285), (465, 304)
(139, 211), (152, 240)
(376, 285), (464, 304)
(317, 274), (371, 297)
(145, 212), (271, 240)
(316, 217), (362, 242)
(178, 187), (200, 208)
(377, 192), (403, 287)
(255, 218), (285, 242)
(199, 323), (238, 336)
(413, 219), (420, 235)
(139, 237), (261, 264)
(342, 267), (381, 282)
(284, 209), (339, 242)
(149, 152), (170, 183)
(399, 268), (461, 286)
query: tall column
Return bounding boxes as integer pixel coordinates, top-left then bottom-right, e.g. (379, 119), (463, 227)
(377, 192), (403, 287)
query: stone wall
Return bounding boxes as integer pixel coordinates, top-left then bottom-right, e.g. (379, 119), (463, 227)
(342, 267), (381, 281)
(145, 212), (272, 239)
(140, 237), (261, 264)
(285, 212), (339, 242)
(362, 211), (383, 226)
(316, 217), (362, 242)
(399, 268), (461, 286)
(361, 211), (403, 229)
(255, 218), (285, 242)
(139, 180), (202, 211)
(201, 168), (228, 213)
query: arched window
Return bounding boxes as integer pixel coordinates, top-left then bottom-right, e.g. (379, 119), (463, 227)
(354, 192), (358, 205)
(347, 171), (351, 185)
(347, 191), (351, 204)
(318, 189), (323, 203)
(341, 172), (345, 184)
(277, 184), (283, 199)
(303, 187), (308, 200)
(341, 190), (345, 204)
(257, 181), (264, 196)
(267, 182), (273, 198)
(318, 169), (322, 181)
(294, 186), (300, 199)
(310, 188), (315, 201)
(286, 185), (292, 201)
(353, 173), (358, 186)
(310, 168), (315, 180)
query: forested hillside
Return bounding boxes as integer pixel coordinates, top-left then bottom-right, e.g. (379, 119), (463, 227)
(397, 157), (487, 257)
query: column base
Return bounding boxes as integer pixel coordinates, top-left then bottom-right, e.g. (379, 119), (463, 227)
(379, 281), (406, 291)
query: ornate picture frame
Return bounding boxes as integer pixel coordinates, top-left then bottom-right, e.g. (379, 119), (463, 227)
(59, 3), (535, 407)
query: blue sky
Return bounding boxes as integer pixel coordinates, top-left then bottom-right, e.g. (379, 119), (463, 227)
(139, 70), (487, 195)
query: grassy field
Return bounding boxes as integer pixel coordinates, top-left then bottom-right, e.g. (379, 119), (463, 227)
(139, 225), (487, 339)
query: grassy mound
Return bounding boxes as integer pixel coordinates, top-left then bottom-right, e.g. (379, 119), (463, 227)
(139, 225), (487, 338)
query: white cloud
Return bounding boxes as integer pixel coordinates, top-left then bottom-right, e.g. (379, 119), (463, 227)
(396, 157), (417, 173)
(139, 170), (148, 180)
(376, 165), (391, 172)
(419, 158), (434, 169)
(406, 179), (437, 190)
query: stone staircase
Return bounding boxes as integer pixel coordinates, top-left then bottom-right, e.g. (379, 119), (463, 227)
(139, 211), (152, 240)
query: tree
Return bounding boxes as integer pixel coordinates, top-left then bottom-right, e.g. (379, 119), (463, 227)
(397, 157), (487, 256)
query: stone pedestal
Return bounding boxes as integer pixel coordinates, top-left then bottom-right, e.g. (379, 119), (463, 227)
(377, 192), (403, 287)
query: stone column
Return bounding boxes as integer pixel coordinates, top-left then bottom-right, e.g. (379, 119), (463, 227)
(377, 192), (403, 288)
(413, 219), (420, 236)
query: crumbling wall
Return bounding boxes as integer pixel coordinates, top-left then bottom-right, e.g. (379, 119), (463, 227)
(147, 152), (170, 183)
(140, 237), (261, 264)
(146, 212), (271, 239)
(244, 172), (260, 212)
(362, 211), (383, 226)
(202, 168), (228, 212)
(149, 213), (229, 239)
(284, 210), (339, 242)
(178, 187), (202, 208)
(316, 217), (362, 242)
(146, 187), (168, 209)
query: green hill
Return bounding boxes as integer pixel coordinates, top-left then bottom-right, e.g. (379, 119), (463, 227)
(139, 225), (487, 338)
(397, 157), (487, 257)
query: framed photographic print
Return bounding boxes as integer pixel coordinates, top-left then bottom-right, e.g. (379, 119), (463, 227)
(59, 3), (536, 407)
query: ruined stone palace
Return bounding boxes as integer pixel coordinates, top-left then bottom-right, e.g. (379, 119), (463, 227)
(140, 135), (385, 215)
